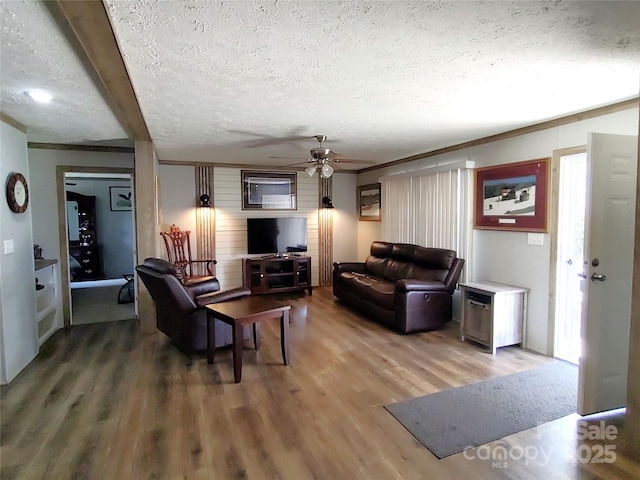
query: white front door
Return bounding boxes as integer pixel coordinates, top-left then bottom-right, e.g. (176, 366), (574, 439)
(554, 152), (587, 364)
(578, 133), (638, 416)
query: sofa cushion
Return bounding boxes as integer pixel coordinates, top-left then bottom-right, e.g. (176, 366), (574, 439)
(365, 241), (456, 283)
(412, 246), (456, 270)
(337, 272), (395, 310)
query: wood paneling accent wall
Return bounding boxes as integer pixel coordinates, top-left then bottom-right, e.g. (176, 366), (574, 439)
(213, 167), (319, 289)
(195, 165), (215, 276)
(318, 176), (333, 286)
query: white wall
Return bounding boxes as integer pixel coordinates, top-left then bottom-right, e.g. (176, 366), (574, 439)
(331, 172), (358, 263)
(157, 164), (198, 256)
(66, 178), (134, 278)
(356, 107), (639, 354)
(0, 122), (38, 383)
(28, 149), (134, 271)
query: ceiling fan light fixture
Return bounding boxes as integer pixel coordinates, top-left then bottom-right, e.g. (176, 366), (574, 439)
(311, 147), (332, 159)
(305, 165), (317, 177)
(320, 163), (334, 178)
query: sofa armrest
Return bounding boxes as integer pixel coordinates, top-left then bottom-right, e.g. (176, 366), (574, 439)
(396, 279), (448, 292)
(333, 262), (367, 274)
(443, 258), (465, 294)
(186, 277), (220, 297)
(196, 287), (251, 307)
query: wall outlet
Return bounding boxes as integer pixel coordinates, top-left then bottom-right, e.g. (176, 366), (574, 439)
(527, 233), (544, 246)
(3, 239), (15, 254)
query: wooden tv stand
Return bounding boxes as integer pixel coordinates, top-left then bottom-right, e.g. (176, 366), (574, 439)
(242, 256), (312, 296)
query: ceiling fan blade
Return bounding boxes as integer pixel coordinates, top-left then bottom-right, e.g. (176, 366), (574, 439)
(332, 158), (376, 164)
(229, 127), (314, 148)
(269, 155), (309, 160)
(242, 136), (313, 148)
(327, 151), (374, 164)
(285, 161), (314, 167)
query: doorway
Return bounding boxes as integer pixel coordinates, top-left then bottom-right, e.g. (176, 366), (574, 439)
(57, 166), (137, 327)
(551, 134), (637, 416)
(65, 172), (136, 324)
(553, 151), (587, 364)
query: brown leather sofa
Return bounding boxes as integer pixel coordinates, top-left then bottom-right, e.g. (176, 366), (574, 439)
(136, 257), (251, 354)
(333, 242), (464, 333)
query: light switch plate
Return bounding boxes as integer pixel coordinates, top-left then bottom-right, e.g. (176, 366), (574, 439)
(4, 239), (15, 254)
(527, 233), (544, 246)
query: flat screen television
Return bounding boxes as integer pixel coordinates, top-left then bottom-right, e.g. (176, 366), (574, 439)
(247, 217), (307, 255)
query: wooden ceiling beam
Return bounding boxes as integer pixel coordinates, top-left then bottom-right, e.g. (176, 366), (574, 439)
(45, 1), (151, 141)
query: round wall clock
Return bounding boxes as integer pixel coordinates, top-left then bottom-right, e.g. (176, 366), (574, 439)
(6, 172), (29, 213)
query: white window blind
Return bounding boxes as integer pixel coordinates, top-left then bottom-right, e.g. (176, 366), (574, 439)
(381, 162), (473, 281)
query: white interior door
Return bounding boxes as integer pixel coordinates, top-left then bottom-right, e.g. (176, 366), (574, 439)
(578, 133), (638, 416)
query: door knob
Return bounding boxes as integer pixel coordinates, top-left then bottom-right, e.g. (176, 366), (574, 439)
(590, 273), (606, 282)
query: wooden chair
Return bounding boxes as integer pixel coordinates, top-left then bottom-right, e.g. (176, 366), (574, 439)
(160, 224), (216, 284)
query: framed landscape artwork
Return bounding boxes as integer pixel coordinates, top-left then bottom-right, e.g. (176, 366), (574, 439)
(358, 183), (381, 221)
(109, 186), (132, 211)
(474, 158), (550, 232)
(242, 170), (297, 210)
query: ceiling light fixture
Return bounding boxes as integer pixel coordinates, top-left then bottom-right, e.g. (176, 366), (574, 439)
(320, 163), (334, 178)
(304, 160), (335, 178)
(26, 89), (52, 103)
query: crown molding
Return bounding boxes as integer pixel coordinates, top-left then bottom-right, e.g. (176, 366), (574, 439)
(359, 97), (639, 174)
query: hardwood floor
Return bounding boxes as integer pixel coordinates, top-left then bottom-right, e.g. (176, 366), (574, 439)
(71, 284), (135, 325)
(2, 287), (638, 479)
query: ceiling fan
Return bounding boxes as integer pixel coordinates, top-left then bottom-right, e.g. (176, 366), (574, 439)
(270, 135), (374, 178)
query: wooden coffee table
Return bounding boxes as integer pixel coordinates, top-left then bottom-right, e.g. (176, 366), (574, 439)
(205, 297), (291, 383)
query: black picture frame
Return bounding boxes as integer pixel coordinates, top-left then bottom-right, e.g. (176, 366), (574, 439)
(242, 171), (297, 210)
(357, 183), (381, 221)
(109, 186), (132, 211)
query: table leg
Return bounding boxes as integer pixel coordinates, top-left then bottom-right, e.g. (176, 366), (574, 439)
(280, 310), (290, 366)
(207, 312), (216, 364)
(253, 322), (261, 350)
(232, 322), (243, 383)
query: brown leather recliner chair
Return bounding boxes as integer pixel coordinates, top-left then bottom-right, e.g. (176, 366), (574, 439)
(136, 257), (251, 355)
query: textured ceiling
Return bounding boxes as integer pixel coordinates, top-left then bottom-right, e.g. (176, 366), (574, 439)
(0, 1), (127, 144)
(1, 1), (639, 170)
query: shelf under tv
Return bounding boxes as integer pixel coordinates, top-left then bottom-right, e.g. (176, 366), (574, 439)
(242, 256), (312, 296)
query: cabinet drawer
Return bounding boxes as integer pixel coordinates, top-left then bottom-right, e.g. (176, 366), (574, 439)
(70, 245), (101, 279)
(464, 299), (491, 343)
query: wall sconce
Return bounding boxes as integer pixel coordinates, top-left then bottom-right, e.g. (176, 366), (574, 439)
(322, 196), (334, 209)
(199, 194), (211, 208)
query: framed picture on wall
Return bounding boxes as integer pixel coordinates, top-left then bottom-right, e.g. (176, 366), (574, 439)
(242, 171), (297, 210)
(474, 158), (550, 232)
(110, 186), (132, 211)
(358, 183), (381, 221)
